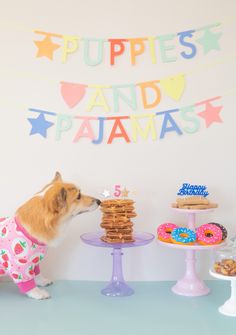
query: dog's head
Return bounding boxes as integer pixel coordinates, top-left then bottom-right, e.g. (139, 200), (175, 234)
(16, 172), (101, 245)
(38, 172), (101, 218)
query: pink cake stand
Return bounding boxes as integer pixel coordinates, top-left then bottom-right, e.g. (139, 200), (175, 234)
(158, 208), (225, 297)
(80, 231), (154, 297)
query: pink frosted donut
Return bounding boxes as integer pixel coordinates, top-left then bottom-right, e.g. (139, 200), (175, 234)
(196, 223), (223, 245)
(157, 223), (179, 243)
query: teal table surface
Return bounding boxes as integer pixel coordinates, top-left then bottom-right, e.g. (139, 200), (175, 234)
(0, 280), (235, 335)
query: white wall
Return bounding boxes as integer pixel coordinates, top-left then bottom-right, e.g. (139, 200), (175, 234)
(0, 0), (236, 281)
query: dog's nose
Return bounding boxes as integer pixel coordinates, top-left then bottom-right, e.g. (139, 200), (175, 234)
(96, 199), (101, 206)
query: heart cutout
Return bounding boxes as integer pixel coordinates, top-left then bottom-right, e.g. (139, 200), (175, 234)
(160, 74), (186, 101)
(61, 82), (87, 108)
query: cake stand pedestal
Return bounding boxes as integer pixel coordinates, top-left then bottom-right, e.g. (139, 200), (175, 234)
(158, 208), (224, 297)
(210, 270), (236, 317)
(81, 231), (154, 297)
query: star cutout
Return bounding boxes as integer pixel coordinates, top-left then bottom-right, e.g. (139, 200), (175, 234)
(121, 188), (129, 197)
(198, 102), (223, 128)
(28, 113), (54, 138)
(34, 35), (61, 60)
(101, 189), (110, 198)
(196, 28), (222, 54)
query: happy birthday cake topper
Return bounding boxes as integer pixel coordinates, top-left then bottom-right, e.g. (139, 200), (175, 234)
(177, 183), (209, 197)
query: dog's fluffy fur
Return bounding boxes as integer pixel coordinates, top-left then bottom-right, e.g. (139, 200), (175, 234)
(14, 172), (100, 299)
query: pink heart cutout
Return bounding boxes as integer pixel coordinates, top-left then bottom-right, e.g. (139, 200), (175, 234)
(61, 82), (87, 108)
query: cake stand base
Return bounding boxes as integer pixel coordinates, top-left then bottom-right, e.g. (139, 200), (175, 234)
(172, 277), (210, 296)
(210, 270), (236, 317)
(101, 248), (134, 297)
(219, 279), (236, 317)
(80, 232), (154, 297)
(219, 300), (236, 317)
(172, 249), (210, 297)
(101, 281), (134, 297)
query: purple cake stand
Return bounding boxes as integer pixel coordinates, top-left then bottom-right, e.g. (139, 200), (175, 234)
(158, 208), (225, 297)
(81, 231), (154, 297)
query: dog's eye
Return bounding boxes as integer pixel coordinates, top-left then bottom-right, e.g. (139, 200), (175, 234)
(77, 193), (81, 200)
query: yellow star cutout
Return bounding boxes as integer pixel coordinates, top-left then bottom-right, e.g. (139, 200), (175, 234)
(121, 188), (129, 197)
(34, 35), (61, 60)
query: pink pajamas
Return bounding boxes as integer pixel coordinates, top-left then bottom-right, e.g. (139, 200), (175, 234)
(0, 217), (47, 293)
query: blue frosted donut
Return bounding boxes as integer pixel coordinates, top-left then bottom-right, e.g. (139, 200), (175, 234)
(171, 227), (196, 245)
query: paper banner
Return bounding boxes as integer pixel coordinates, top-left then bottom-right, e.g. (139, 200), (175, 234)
(27, 95), (223, 142)
(73, 117), (97, 142)
(158, 34), (177, 63)
(179, 106), (200, 133)
(33, 23), (222, 65)
(107, 116), (130, 144)
(196, 26), (222, 54)
(138, 81), (161, 109)
(86, 86), (110, 112)
(112, 84), (137, 112)
(59, 74), (186, 110)
(130, 114), (156, 142)
(109, 39), (128, 65)
(83, 38), (105, 66)
(62, 36), (79, 63)
(34, 31), (62, 60)
(129, 38), (147, 65)
(160, 74), (186, 101)
(159, 109), (183, 139)
(178, 30), (197, 59)
(28, 108), (55, 138)
(60, 82), (87, 108)
(56, 114), (73, 140)
(195, 97), (223, 127)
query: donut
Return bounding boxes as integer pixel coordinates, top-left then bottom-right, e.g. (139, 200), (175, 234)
(157, 223), (179, 243)
(171, 227), (196, 245)
(196, 223), (222, 245)
(209, 222), (227, 240)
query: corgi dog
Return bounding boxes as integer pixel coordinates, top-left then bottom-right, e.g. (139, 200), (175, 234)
(0, 172), (100, 300)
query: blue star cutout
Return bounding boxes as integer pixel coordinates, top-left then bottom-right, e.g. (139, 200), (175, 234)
(196, 28), (222, 54)
(28, 113), (54, 138)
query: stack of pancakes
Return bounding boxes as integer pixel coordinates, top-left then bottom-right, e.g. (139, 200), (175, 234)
(100, 199), (136, 243)
(172, 196), (218, 209)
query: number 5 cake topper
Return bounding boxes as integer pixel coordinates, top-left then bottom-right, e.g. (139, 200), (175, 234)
(100, 185), (131, 199)
(114, 185), (130, 198)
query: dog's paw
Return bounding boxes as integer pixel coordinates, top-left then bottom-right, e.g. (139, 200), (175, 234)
(35, 274), (53, 287)
(26, 287), (51, 300)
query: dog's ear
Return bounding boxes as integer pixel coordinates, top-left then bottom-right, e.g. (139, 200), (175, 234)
(52, 171), (62, 183)
(51, 187), (67, 214)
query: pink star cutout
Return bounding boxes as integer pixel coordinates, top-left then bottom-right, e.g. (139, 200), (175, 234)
(197, 102), (223, 128)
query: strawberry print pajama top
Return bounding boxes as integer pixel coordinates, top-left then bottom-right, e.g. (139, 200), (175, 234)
(0, 217), (47, 293)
